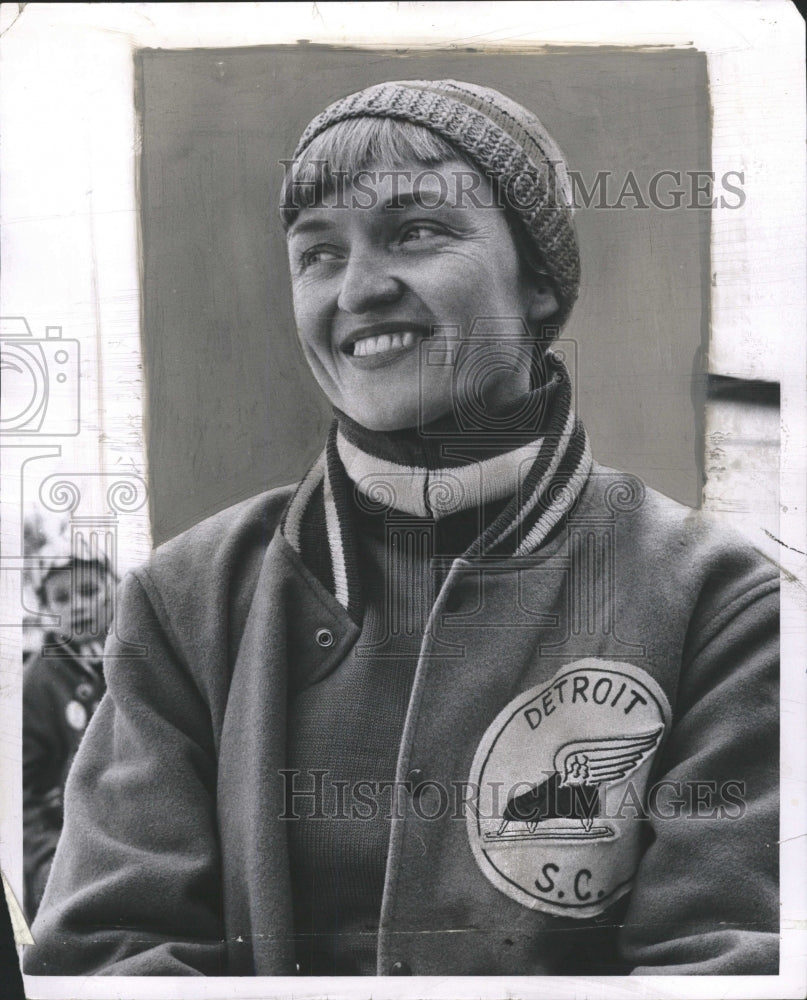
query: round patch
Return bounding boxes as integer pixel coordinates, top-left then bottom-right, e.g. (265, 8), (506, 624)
(467, 659), (671, 918)
(65, 700), (87, 731)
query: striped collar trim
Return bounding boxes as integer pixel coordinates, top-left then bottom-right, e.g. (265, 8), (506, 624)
(336, 431), (545, 520)
(281, 359), (591, 623)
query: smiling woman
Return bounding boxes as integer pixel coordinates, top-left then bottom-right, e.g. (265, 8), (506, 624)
(285, 153), (557, 430)
(23, 79), (779, 979)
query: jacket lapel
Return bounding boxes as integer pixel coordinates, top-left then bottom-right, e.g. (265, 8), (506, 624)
(217, 528), (358, 974)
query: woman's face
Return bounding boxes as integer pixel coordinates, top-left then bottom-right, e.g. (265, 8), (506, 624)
(286, 158), (558, 432)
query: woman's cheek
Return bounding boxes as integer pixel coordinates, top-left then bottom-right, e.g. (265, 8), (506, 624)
(292, 294), (327, 338)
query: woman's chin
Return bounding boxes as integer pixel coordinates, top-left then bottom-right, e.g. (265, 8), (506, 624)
(342, 401), (454, 434)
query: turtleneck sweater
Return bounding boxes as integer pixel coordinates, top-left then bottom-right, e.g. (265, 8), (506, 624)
(286, 390), (569, 975)
(287, 495), (512, 974)
(285, 355), (592, 975)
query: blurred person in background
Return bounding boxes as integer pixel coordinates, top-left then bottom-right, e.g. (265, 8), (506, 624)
(23, 535), (117, 920)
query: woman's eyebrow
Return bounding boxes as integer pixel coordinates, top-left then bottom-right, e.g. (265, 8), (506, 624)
(286, 189), (467, 240)
(286, 216), (334, 238)
(380, 190), (461, 212)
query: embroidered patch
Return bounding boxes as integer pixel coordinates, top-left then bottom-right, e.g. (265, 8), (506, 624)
(467, 659), (671, 918)
(65, 700), (87, 731)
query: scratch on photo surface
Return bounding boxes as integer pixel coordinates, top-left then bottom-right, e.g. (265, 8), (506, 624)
(763, 529), (807, 557)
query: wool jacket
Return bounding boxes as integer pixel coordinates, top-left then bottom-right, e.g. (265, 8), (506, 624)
(24, 460), (779, 978)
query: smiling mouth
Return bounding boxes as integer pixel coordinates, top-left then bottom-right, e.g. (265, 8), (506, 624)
(351, 330), (419, 357)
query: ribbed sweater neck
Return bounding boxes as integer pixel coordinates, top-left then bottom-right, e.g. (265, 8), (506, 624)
(335, 385), (549, 521)
(281, 349), (592, 625)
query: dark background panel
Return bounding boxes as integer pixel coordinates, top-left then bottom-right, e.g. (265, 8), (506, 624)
(137, 46), (710, 544)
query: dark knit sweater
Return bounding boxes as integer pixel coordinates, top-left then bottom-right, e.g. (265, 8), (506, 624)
(287, 503), (420, 975)
(287, 426), (512, 974)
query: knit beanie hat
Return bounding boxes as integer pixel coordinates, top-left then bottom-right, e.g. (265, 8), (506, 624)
(288, 79), (580, 327)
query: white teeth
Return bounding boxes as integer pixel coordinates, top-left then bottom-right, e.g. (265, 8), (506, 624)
(352, 331), (418, 357)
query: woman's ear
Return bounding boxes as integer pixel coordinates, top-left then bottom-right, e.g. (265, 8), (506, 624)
(526, 280), (560, 326)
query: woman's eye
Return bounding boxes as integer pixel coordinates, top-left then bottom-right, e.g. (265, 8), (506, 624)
(399, 224), (443, 244)
(299, 246), (342, 269)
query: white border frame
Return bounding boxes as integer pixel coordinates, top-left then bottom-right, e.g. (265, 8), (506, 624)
(1, 2), (804, 998)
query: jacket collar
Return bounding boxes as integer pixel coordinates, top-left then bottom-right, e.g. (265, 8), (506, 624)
(280, 350), (592, 626)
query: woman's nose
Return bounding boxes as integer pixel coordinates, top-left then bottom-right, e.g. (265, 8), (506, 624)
(337, 250), (403, 314)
